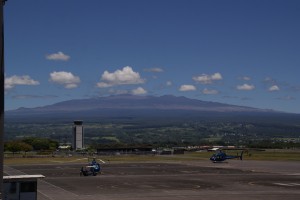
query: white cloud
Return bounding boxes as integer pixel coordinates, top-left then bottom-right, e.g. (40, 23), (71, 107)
(96, 66), (145, 88)
(132, 87), (147, 95)
(236, 84), (255, 91)
(46, 51), (70, 61)
(49, 71), (81, 89)
(5, 75), (40, 90)
(202, 88), (219, 95)
(144, 68), (164, 72)
(166, 81), (172, 86)
(269, 85), (280, 92)
(193, 72), (222, 84)
(179, 84), (196, 91)
(211, 73), (222, 80)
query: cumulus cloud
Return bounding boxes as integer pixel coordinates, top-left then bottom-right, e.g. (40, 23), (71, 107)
(144, 68), (164, 72)
(132, 87), (147, 95)
(46, 51), (70, 61)
(96, 66), (145, 88)
(202, 88), (219, 95)
(193, 72), (222, 84)
(269, 85), (280, 92)
(236, 84), (255, 91)
(179, 84), (196, 91)
(5, 75), (40, 90)
(49, 71), (81, 88)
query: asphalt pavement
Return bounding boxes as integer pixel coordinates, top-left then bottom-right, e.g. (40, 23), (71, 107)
(4, 159), (300, 200)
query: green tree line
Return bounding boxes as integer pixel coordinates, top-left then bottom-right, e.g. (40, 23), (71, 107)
(4, 137), (59, 154)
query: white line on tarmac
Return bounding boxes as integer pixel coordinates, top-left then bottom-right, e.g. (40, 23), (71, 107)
(49, 158), (88, 163)
(274, 182), (300, 187)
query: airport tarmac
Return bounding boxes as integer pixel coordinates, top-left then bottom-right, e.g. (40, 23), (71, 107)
(4, 159), (300, 200)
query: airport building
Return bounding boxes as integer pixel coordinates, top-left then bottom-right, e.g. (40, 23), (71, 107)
(73, 120), (84, 150)
(3, 175), (45, 200)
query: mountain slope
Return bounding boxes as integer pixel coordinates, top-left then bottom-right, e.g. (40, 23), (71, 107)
(8, 95), (299, 124)
(7, 94), (272, 114)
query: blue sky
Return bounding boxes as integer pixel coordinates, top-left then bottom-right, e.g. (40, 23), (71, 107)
(3, 0), (300, 113)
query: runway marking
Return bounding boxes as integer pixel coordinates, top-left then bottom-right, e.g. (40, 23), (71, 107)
(248, 182), (255, 186)
(50, 158), (88, 163)
(273, 183), (300, 187)
(288, 173), (300, 176)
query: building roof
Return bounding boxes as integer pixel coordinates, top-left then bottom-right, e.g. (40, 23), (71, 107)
(4, 175), (45, 182)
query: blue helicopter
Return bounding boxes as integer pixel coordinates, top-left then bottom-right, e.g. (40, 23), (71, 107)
(210, 150), (243, 162)
(80, 157), (101, 176)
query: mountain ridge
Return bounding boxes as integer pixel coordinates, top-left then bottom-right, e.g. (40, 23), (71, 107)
(7, 94), (277, 114)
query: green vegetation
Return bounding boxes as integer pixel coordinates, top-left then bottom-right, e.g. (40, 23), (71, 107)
(243, 149), (300, 161)
(4, 137), (59, 156)
(4, 119), (300, 149)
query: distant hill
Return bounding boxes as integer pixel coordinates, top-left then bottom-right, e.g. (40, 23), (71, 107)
(7, 94), (273, 113)
(6, 94), (294, 122)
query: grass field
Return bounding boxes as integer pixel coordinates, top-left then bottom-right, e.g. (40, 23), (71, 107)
(3, 149), (300, 165)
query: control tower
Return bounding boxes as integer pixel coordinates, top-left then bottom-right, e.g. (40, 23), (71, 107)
(73, 120), (84, 150)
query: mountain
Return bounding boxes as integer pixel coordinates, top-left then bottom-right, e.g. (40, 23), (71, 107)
(6, 94), (287, 122)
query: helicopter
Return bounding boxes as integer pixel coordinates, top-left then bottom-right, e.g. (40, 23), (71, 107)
(80, 157), (101, 176)
(210, 150), (243, 163)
